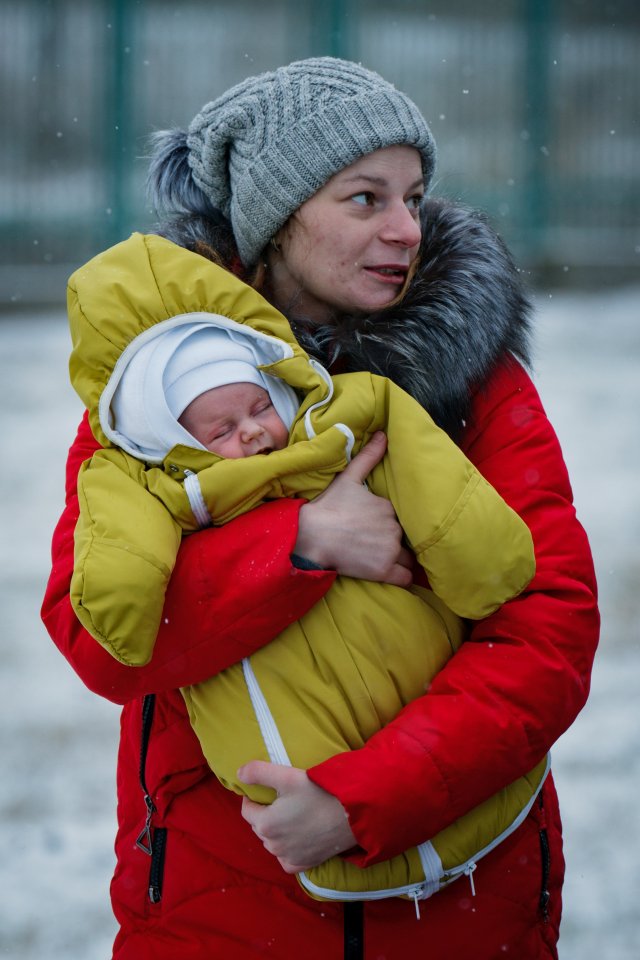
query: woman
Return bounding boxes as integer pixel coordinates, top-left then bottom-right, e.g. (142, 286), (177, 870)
(42, 57), (599, 959)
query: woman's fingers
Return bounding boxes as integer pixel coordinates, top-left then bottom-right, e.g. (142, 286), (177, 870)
(238, 762), (356, 872)
(295, 432), (413, 584)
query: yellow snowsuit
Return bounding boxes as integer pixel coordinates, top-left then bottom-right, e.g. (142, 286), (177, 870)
(69, 233), (546, 905)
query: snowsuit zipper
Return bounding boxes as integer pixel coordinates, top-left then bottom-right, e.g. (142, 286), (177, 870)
(136, 693), (167, 904)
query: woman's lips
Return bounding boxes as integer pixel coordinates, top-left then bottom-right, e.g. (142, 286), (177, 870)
(363, 265), (408, 285)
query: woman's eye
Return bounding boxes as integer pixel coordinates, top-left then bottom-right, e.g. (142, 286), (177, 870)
(406, 195), (424, 212)
(351, 192), (373, 206)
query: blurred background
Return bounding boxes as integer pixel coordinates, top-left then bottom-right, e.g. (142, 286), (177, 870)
(1, 2), (639, 959)
(1, 0), (639, 303)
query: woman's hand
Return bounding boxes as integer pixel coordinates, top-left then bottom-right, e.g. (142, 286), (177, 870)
(295, 431), (413, 586)
(238, 761), (357, 873)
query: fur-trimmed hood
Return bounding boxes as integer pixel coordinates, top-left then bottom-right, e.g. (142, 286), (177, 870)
(291, 198), (532, 439)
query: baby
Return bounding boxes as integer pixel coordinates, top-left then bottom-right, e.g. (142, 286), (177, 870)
(178, 381), (289, 458)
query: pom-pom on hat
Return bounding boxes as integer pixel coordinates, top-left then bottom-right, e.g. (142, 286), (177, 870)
(186, 56), (436, 266)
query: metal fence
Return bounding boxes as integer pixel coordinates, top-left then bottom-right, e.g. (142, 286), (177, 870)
(1, 0), (639, 305)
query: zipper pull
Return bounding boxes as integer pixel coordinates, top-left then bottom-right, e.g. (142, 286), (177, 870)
(464, 861), (477, 897)
(135, 793), (155, 856)
(411, 887), (423, 920)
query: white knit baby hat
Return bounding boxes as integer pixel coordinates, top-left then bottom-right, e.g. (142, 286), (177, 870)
(108, 320), (300, 462)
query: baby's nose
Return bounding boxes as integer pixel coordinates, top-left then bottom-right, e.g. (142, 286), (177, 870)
(241, 418), (264, 440)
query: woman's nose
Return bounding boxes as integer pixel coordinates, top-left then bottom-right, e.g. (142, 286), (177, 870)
(381, 202), (422, 249)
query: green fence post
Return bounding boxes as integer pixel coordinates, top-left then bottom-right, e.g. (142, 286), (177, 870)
(310, 0), (354, 59)
(104, 0), (136, 248)
(523, 0), (552, 265)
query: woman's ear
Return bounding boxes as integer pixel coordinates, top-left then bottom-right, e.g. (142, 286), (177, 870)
(272, 221), (290, 253)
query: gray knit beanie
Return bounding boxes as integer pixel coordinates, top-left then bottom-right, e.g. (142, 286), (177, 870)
(186, 57), (436, 267)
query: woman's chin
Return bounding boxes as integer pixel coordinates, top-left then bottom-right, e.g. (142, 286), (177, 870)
(349, 289), (402, 314)
(299, 284), (401, 322)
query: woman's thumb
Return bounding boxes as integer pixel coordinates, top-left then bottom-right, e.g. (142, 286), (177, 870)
(238, 760), (292, 794)
(341, 431), (387, 484)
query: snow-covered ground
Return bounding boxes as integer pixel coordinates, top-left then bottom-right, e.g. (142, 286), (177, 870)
(1, 287), (638, 959)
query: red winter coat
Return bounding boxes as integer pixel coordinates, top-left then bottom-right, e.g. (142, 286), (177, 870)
(42, 356), (598, 959)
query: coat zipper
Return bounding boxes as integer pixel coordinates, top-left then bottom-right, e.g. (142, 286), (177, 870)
(538, 792), (551, 922)
(344, 901), (364, 960)
(135, 693), (167, 904)
(148, 824), (168, 905)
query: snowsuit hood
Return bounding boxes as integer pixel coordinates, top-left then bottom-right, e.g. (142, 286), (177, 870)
(68, 232), (330, 452)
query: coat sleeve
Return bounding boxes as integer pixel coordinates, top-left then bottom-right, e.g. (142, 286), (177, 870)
(41, 413), (336, 705)
(308, 359), (599, 864)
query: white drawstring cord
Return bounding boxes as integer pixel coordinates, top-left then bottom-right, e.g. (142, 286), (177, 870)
(184, 470), (212, 528)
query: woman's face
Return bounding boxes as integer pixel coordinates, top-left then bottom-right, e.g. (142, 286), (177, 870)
(269, 145), (424, 323)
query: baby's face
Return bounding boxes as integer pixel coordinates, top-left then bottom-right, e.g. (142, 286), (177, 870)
(178, 382), (289, 459)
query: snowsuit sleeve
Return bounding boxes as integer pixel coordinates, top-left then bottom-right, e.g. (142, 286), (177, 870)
(71, 449), (188, 666)
(308, 360), (599, 864)
(70, 420), (356, 666)
(365, 376), (535, 618)
(41, 412), (336, 704)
